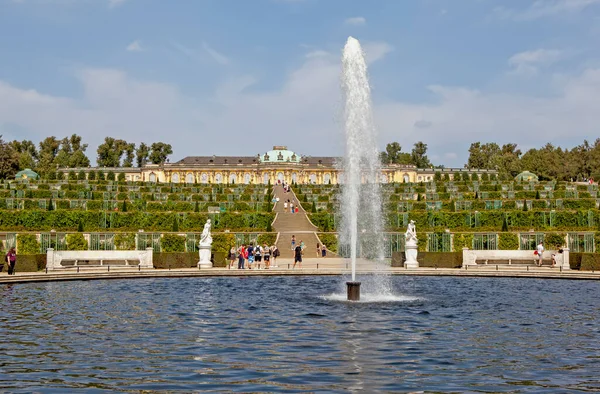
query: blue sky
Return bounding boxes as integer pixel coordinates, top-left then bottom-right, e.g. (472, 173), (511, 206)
(1, 0), (599, 166)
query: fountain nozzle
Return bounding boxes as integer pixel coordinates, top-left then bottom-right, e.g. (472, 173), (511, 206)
(346, 281), (361, 301)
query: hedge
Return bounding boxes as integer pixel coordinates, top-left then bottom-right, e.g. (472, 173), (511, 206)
(152, 252), (226, 268)
(17, 234), (39, 255)
(0, 210), (275, 232)
(498, 233), (518, 250)
(391, 251), (462, 268)
(570, 253), (600, 271)
(257, 233), (277, 247)
(161, 234), (186, 252)
(12, 254), (46, 272)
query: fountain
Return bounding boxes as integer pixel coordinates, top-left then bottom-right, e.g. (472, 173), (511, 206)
(340, 37), (385, 301)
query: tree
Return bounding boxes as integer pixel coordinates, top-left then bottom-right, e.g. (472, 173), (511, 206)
(97, 137), (128, 167)
(122, 143), (135, 167)
(502, 215), (509, 232)
(121, 200), (127, 212)
(0, 137), (19, 179)
(149, 142), (173, 164)
(136, 143), (150, 167)
(380, 142), (410, 165)
(118, 173), (126, 182)
(37, 136), (60, 175)
(88, 170), (96, 181)
(78, 170), (86, 180)
(107, 171), (116, 181)
(410, 142), (432, 168)
(10, 140), (38, 171)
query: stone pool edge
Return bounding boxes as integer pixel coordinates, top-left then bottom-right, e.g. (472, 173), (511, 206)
(1, 267), (599, 284)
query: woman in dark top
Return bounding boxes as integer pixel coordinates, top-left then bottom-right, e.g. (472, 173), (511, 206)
(6, 247), (16, 275)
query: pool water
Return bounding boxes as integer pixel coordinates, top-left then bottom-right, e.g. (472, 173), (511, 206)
(1, 276), (599, 392)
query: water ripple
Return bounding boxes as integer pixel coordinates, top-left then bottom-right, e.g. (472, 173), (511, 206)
(0, 276), (599, 392)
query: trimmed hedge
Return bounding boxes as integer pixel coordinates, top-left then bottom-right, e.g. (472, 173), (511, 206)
(13, 254), (46, 272)
(391, 252), (462, 268)
(570, 253), (600, 271)
(498, 233), (518, 250)
(153, 252), (226, 268)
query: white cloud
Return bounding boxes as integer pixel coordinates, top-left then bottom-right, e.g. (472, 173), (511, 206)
(202, 42), (229, 66)
(361, 41), (394, 64)
(108, 0), (127, 8)
(126, 40), (143, 52)
(508, 49), (562, 75)
(345, 17), (366, 26)
(1, 47), (600, 167)
(495, 0), (600, 21)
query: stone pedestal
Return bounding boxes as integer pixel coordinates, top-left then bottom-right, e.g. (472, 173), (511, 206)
(198, 245), (213, 269)
(346, 281), (361, 301)
(404, 243), (419, 268)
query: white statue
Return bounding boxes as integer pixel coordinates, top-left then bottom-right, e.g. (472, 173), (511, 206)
(405, 220), (417, 246)
(198, 219), (213, 268)
(404, 220), (419, 268)
(199, 219), (212, 247)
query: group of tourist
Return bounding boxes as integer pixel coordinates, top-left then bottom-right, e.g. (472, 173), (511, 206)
(283, 199), (299, 214)
(229, 243), (280, 270)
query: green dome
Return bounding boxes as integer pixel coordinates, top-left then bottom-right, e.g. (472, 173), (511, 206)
(260, 146), (301, 163)
(515, 171), (538, 182)
(15, 168), (39, 180)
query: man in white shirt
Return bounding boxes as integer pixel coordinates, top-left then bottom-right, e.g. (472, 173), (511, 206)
(536, 241), (544, 267)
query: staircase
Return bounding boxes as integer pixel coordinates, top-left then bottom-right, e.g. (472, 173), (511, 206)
(272, 184), (334, 259)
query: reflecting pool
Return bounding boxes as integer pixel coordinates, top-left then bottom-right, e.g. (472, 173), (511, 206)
(1, 276), (599, 392)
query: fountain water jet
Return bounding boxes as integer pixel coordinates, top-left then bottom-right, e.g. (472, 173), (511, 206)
(340, 37), (385, 301)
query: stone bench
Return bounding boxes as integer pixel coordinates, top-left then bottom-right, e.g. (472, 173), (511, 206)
(46, 248), (154, 270)
(462, 248), (570, 270)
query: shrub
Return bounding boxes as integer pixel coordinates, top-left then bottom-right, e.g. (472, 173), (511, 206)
(545, 232), (566, 249)
(501, 216), (509, 232)
(257, 233), (277, 247)
(115, 233), (135, 250)
(161, 234), (186, 252)
(453, 233), (473, 250)
(78, 170), (86, 180)
(580, 253), (600, 271)
(498, 233), (518, 250)
(118, 173), (126, 182)
(318, 233), (338, 253)
(77, 220), (84, 232)
(311, 201), (317, 213)
(66, 233), (88, 250)
(88, 171), (96, 181)
(153, 252), (197, 269)
(107, 171), (116, 181)
(15, 254), (46, 271)
(212, 233), (235, 253)
(98, 172), (106, 181)
(56, 171), (65, 180)
(69, 171), (77, 181)
(17, 234), (40, 254)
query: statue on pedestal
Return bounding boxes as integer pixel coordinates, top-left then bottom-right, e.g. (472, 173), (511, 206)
(199, 219), (213, 247)
(404, 220), (419, 268)
(198, 219), (213, 268)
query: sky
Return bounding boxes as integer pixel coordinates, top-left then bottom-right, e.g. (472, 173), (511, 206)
(0, 0), (599, 167)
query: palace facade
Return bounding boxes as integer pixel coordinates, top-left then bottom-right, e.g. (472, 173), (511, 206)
(64, 146), (496, 184)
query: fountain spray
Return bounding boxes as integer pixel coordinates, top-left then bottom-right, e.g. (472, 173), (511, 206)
(341, 37), (384, 301)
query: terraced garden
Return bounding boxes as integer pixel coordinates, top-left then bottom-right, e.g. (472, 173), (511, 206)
(2, 178), (599, 259)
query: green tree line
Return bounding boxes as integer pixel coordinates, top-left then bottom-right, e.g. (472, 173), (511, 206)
(0, 134), (173, 179)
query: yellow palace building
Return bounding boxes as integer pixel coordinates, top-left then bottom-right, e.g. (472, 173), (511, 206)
(65, 146), (496, 184)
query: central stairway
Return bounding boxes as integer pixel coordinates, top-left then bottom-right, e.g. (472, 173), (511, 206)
(271, 184), (335, 259)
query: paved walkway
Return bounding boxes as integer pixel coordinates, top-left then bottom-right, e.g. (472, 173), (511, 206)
(271, 184), (335, 259)
(1, 261), (599, 284)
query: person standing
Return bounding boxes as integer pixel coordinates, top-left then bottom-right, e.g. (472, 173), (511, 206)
(271, 245), (279, 268)
(293, 243), (303, 269)
(284, 200), (288, 212)
(321, 243), (327, 258)
(238, 244), (246, 270)
(536, 241), (544, 267)
(290, 202), (294, 214)
(6, 247), (16, 275)
(228, 246), (237, 269)
(263, 243), (271, 269)
(316, 243), (321, 257)
(247, 242), (255, 270)
(255, 244), (262, 269)
(291, 235), (296, 251)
